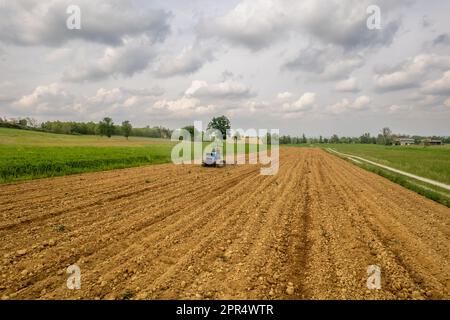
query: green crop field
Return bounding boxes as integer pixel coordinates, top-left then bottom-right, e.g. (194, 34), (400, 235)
(0, 127), (172, 147)
(0, 128), (176, 183)
(321, 143), (450, 184)
(0, 128), (268, 183)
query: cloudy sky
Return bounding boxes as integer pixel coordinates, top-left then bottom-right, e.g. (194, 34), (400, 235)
(1, 0), (450, 136)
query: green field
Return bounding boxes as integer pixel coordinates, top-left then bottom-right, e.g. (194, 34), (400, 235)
(0, 128), (176, 183)
(321, 143), (450, 184)
(0, 127), (171, 147)
(0, 128), (268, 183)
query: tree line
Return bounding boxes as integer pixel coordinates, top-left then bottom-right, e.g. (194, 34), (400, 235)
(0, 116), (232, 141)
(279, 127), (450, 145)
(1, 116), (448, 144)
(0, 117), (172, 139)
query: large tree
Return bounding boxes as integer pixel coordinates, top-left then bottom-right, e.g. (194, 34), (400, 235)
(360, 132), (371, 144)
(99, 117), (114, 138)
(207, 115), (231, 139)
(330, 134), (340, 144)
(302, 133), (307, 144)
(122, 120), (132, 140)
(381, 127), (393, 145)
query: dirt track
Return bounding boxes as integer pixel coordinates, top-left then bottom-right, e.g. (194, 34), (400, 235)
(0, 148), (449, 300)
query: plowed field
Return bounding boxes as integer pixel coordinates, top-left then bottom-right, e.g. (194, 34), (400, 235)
(0, 148), (448, 300)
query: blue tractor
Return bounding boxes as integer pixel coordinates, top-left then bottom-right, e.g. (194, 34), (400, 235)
(202, 148), (226, 167)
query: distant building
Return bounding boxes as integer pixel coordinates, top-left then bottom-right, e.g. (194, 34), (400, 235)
(422, 139), (443, 146)
(394, 138), (415, 146)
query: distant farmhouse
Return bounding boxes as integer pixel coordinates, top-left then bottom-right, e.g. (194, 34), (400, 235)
(422, 139), (443, 146)
(394, 138), (415, 146)
(394, 137), (444, 146)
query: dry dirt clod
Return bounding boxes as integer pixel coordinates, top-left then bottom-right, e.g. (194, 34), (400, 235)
(16, 249), (27, 256)
(286, 287), (294, 295)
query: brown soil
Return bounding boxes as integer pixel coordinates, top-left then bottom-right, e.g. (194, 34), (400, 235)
(0, 148), (448, 300)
